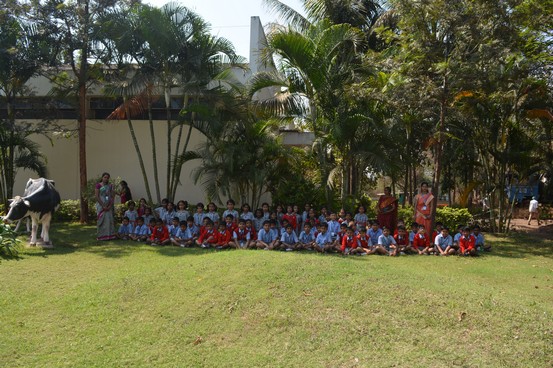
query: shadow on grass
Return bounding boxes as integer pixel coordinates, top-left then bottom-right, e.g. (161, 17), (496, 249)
(489, 232), (553, 259)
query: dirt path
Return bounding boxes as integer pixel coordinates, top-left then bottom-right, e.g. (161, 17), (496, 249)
(509, 218), (553, 238)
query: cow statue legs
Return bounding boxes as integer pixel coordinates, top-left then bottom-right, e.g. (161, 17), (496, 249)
(30, 213), (53, 248)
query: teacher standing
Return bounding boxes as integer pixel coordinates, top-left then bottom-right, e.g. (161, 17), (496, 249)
(377, 187), (398, 233)
(414, 182), (434, 236)
(95, 172), (117, 241)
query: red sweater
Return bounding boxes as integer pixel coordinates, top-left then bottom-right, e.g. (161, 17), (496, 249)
(413, 233), (430, 248)
(150, 226), (169, 243)
(283, 213), (297, 230)
(459, 235), (476, 253)
(394, 234), (409, 247)
(198, 228), (217, 244)
(215, 229), (232, 246)
(341, 235), (358, 252)
(357, 234), (371, 249)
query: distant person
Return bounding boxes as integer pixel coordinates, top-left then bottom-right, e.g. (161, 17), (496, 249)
(414, 182), (434, 236)
(118, 180), (132, 204)
(377, 187), (398, 233)
(95, 172), (117, 241)
(528, 197), (541, 226)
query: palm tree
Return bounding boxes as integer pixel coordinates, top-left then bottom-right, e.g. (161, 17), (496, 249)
(0, 9), (48, 205)
(249, 19), (370, 205)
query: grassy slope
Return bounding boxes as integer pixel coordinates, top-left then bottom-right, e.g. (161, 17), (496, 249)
(0, 224), (552, 368)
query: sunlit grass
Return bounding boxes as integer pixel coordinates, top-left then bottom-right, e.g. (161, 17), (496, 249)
(1, 224), (552, 367)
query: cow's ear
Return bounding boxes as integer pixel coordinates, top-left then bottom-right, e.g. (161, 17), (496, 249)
(8, 198), (14, 203)
(24, 200), (31, 207)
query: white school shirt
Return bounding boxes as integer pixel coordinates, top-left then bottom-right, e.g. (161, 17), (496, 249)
(529, 199), (538, 212)
(193, 212), (205, 226)
(206, 211), (220, 224)
(315, 231), (332, 245)
(327, 220), (341, 237)
(124, 209), (138, 224)
(176, 210), (190, 222)
(240, 212), (255, 221)
(281, 231), (298, 244)
(175, 228), (192, 240)
(134, 224), (150, 236)
(222, 209), (239, 222)
(434, 233), (453, 250)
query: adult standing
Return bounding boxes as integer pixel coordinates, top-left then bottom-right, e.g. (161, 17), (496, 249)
(414, 182), (434, 236)
(377, 186), (398, 233)
(95, 172), (117, 241)
(118, 180), (132, 204)
(528, 196), (541, 226)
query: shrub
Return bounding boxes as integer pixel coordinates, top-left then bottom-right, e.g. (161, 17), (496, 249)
(0, 223), (19, 256)
(398, 206), (415, 224)
(54, 200), (97, 222)
(435, 206), (473, 230)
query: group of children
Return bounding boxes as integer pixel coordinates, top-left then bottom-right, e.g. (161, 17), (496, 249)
(115, 199), (488, 256)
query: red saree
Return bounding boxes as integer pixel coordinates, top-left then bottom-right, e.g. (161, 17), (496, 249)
(377, 195), (398, 233)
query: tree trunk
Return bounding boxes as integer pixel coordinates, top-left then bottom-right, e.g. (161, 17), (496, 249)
(165, 86), (172, 200)
(124, 97), (153, 203)
(148, 92), (161, 204)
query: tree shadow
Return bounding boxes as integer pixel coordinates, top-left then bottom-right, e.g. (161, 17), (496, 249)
(489, 232), (553, 259)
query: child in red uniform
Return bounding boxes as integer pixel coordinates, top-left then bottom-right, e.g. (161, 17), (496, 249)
(413, 225), (432, 255)
(150, 218), (170, 246)
(214, 223), (232, 249)
(245, 219), (256, 242)
(224, 214), (237, 234)
(233, 219), (251, 249)
(196, 220), (217, 248)
(282, 205), (297, 233)
(341, 227), (358, 255)
(394, 225), (409, 253)
(351, 227), (371, 255)
(458, 226), (477, 256)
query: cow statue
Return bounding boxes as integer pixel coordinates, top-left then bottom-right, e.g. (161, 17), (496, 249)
(2, 178), (61, 248)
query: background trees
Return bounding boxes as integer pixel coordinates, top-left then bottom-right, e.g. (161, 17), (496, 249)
(1, 0), (551, 231)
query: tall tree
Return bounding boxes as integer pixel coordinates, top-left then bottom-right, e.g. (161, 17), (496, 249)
(36, 0), (120, 222)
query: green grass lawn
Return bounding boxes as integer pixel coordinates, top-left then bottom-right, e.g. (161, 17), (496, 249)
(1, 224), (552, 368)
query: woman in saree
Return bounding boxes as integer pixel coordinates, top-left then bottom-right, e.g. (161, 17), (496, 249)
(414, 182), (434, 236)
(95, 172), (117, 241)
(377, 186), (398, 233)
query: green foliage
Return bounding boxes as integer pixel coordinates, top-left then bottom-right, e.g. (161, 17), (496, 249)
(398, 205), (414, 224)
(54, 199), (97, 222)
(435, 206), (473, 230)
(0, 223), (19, 256)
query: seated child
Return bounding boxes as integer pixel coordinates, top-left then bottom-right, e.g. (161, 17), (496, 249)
(117, 216), (133, 240)
(327, 213), (341, 241)
(124, 201), (138, 228)
(150, 218), (170, 246)
(394, 225), (409, 253)
(351, 227), (371, 255)
(186, 216), (200, 243)
(459, 226), (477, 256)
(214, 223), (232, 250)
(472, 225), (489, 251)
(368, 221), (383, 246)
(269, 219), (279, 240)
(233, 219), (251, 249)
(171, 221), (193, 247)
(413, 224), (432, 255)
(333, 223), (348, 249)
(298, 223), (316, 251)
(224, 214), (237, 234)
(280, 224), (299, 251)
(256, 220), (279, 250)
(432, 222), (443, 244)
(340, 227), (358, 255)
(453, 224), (464, 248)
(314, 222), (333, 253)
(376, 226), (398, 256)
(245, 219), (257, 243)
(435, 226), (455, 256)
(409, 222), (418, 245)
(167, 217), (180, 241)
(130, 216), (150, 242)
(196, 220), (217, 248)
(142, 207), (154, 228)
(394, 220), (405, 237)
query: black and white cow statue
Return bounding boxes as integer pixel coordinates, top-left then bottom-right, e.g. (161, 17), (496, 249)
(3, 178), (61, 248)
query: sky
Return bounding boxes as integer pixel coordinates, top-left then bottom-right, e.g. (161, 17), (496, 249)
(143, 0), (305, 61)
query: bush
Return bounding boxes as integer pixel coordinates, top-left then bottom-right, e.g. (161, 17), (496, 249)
(54, 200), (97, 222)
(0, 223), (19, 256)
(435, 206), (473, 230)
(398, 206), (415, 224)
